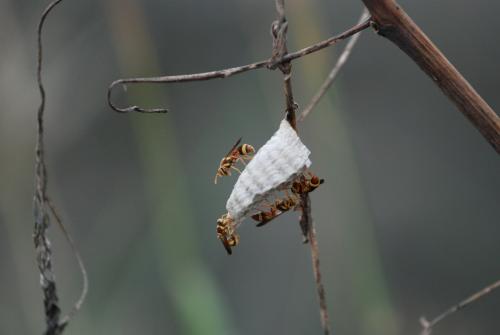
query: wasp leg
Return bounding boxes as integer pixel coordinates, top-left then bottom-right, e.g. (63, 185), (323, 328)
(231, 166), (242, 174)
(285, 190), (301, 210)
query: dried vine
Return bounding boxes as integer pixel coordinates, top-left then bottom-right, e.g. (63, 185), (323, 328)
(35, 1), (88, 334)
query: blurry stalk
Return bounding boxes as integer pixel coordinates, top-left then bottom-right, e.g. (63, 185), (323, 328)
(105, 1), (234, 334)
(0, 1), (46, 333)
(290, 2), (397, 334)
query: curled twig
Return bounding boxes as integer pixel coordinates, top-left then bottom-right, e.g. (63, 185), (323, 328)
(419, 279), (500, 335)
(36, 1), (87, 334)
(107, 18), (370, 114)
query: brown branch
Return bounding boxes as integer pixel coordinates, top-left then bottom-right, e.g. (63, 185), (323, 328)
(270, 0), (297, 129)
(107, 18), (371, 114)
(36, 1), (87, 334)
(419, 279), (500, 335)
(300, 8), (370, 121)
(301, 194), (331, 335)
(361, 0), (500, 153)
(269, 2), (331, 334)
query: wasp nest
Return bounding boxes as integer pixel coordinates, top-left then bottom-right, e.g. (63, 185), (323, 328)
(226, 119), (311, 226)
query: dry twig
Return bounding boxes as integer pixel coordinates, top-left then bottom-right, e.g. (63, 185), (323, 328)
(270, 0), (296, 128)
(107, 18), (371, 114)
(419, 279), (500, 335)
(36, 1), (88, 334)
(300, 8), (370, 121)
(46, 198), (89, 327)
(35, 2), (66, 333)
(301, 194), (331, 335)
(361, 0), (500, 153)
(269, 1), (331, 334)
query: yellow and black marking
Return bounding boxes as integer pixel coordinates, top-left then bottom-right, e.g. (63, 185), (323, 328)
(251, 207), (278, 226)
(274, 196), (297, 212)
(291, 173), (324, 195)
(238, 144), (255, 156)
(216, 214), (239, 255)
(214, 138), (253, 184)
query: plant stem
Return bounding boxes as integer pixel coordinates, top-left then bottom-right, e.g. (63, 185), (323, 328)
(361, 0), (500, 153)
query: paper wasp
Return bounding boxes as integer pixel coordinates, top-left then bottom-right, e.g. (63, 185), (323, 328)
(214, 138), (255, 184)
(252, 192), (299, 227)
(274, 193), (299, 212)
(252, 171), (324, 227)
(291, 172), (324, 195)
(251, 206), (279, 227)
(216, 213), (239, 255)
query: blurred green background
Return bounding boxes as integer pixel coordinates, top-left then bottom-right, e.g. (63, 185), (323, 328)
(0, 0), (499, 334)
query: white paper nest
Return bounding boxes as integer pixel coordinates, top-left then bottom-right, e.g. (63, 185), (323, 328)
(226, 119), (311, 225)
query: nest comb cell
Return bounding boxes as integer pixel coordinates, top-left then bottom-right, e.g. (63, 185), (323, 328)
(226, 119), (311, 226)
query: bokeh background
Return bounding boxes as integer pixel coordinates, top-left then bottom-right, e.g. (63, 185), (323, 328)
(0, 0), (499, 334)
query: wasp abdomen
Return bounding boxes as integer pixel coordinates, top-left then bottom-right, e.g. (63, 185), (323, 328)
(238, 144), (255, 156)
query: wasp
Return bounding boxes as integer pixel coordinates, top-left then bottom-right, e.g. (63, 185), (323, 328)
(251, 206), (279, 226)
(214, 138), (255, 184)
(216, 213), (239, 255)
(291, 172), (324, 195)
(274, 193), (299, 212)
(251, 193), (299, 227)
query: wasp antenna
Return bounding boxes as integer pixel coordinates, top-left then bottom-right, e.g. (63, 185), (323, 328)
(319, 179), (325, 184)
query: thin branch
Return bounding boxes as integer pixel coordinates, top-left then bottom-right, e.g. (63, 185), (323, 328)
(300, 8), (370, 121)
(36, 2), (65, 334)
(36, 1), (87, 334)
(269, 1), (331, 334)
(361, 0), (500, 153)
(419, 279), (500, 335)
(270, 0), (296, 128)
(301, 194), (331, 335)
(107, 18), (371, 114)
(46, 198), (89, 328)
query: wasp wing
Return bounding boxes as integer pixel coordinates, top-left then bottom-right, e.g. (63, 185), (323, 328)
(224, 137), (242, 157)
(220, 237), (233, 255)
